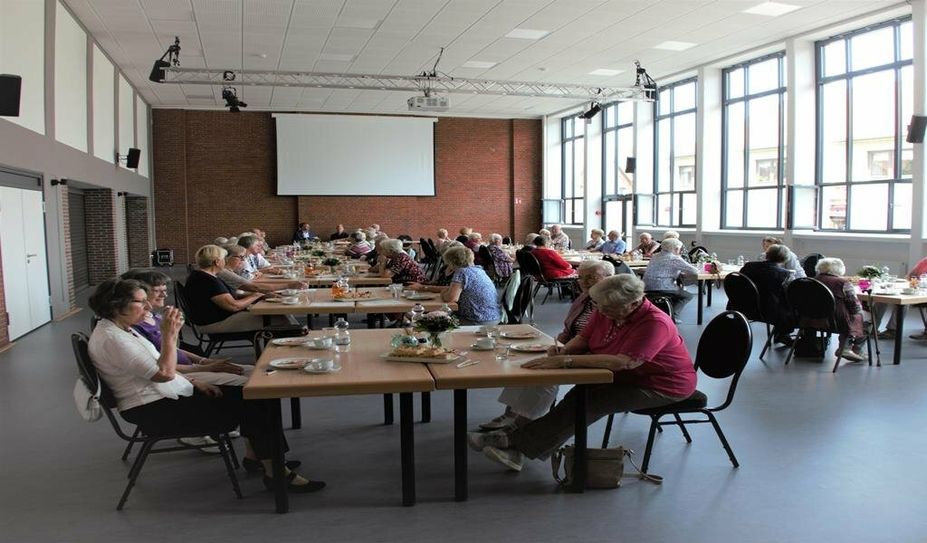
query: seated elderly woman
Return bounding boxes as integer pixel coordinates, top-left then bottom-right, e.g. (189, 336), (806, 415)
(531, 236), (577, 279)
(372, 239), (426, 284)
(407, 245), (500, 326)
(468, 274), (696, 471)
(465, 232), (483, 260)
(738, 244), (796, 345)
(345, 231), (373, 259)
(584, 229), (605, 251)
(184, 245), (267, 334)
(486, 233), (514, 280)
(219, 244), (304, 294)
(87, 278), (323, 491)
(813, 258), (865, 362)
(435, 228), (452, 253)
(521, 233), (540, 251)
(758, 236), (806, 280)
(480, 260), (616, 431)
(456, 227), (472, 244)
(642, 238), (699, 316)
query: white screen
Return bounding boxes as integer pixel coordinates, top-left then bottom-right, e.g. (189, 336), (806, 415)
(274, 114), (436, 196)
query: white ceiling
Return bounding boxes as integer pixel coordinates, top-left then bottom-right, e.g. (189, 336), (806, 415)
(63, 0), (907, 117)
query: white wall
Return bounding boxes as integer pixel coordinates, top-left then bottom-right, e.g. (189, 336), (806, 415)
(117, 74), (134, 170)
(135, 96), (149, 177)
(0, 0), (45, 135)
(54, 0), (87, 152)
(92, 45), (114, 163)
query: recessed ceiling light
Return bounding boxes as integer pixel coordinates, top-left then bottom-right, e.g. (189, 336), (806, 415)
(653, 41), (697, 51)
(505, 28), (550, 40)
(743, 2), (801, 16)
(461, 60), (497, 69)
(336, 18), (380, 29)
(588, 68), (623, 76)
(318, 53), (355, 62)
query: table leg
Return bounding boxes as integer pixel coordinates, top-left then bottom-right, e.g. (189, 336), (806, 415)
(290, 397), (301, 429)
(697, 280), (705, 325)
(454, 389), (468, 501)
(367, 314), (376, 328)
(421, 392), (431, 423)
(567, 385), (587, 493)
(383, 394), (394, 425)
(707, 281), (713, 307)
(399, 392), (416, 506)
(893, 305), (907, 365)
(270, 399), (289, 513)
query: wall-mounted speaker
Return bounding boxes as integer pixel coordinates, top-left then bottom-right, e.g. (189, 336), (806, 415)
(906, 115), (927, 144)
(126, 148), (141, 169)
(625, 157), (636, 174)
(0, 74), (22, 117)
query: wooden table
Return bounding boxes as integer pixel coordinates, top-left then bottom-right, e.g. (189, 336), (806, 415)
(858, 289), (927, 365)
(427, 325), (613, 500)
(696, 267), (737, 325)
(244, 329), (436, 513)
(253, 274), (392, 289)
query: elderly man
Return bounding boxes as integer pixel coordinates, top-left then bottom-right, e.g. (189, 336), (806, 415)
(330, 224), (350, 240)
(239, 235), (281, 278)
(634, 232), (660, 257)
(642, 238), (699, 316)
(599, 230), (627, 255)
(218, 244), (304, 294)
(548, 224), (571, 251)
(292, 222), (317, 243)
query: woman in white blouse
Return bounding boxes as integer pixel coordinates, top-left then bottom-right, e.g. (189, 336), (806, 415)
(87, 278), (324, 493)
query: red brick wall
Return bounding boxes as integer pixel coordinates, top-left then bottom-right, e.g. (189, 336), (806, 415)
(58, 184), (76, 310)
(125, 196), (150, 267)
(152, 111), (542, 263)
(84, 189), (119, 284)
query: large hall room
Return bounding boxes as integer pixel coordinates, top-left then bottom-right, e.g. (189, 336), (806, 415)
(2, 0), (927, 541)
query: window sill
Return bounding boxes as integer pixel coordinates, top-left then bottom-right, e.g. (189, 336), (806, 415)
(790, 230), (910, 242)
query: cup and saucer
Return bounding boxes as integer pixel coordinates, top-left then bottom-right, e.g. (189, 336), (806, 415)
(470, 337), (496, 351)
(303, 358), (341, 374)
(306, 336), (334, 350)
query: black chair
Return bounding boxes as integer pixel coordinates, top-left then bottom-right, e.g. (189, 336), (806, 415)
(71, 333), (241, 510)
(602, 254), (633, 275)
(502, 274), (535, 325)
(687, 245), (710, 263)
(801, 253), (824, 278)
(477, 245), (501, 284)
(644, 293), (675, 322)
(253, 329), (311, 429)
(502, 236), (512, 245)
(724, 272), (774, 359)
(783, 278), (872, 371)
(600, 311), (752, 473)
(173, 281), (256, 357)
(515, 249), (576, 304)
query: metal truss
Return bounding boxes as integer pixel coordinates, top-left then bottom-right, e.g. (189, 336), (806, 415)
(162, 67), (651, 101)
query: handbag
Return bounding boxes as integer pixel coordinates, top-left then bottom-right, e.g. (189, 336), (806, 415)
(551, 445), (662, 489)
(73, 377), (103, 422)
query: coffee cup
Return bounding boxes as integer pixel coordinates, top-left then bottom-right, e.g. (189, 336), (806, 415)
(281, 296), (299, 304)
(902, 287), (916, 295)
(475, 337), (496, 349)
(308, 358), (334, 372)
(310, 336), (333, 349)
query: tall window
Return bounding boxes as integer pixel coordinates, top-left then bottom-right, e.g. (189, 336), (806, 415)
(815, 17), (912, 232)
(722, 53), (786, 229)
(561, 116), (585, 225)
(602, 101), (634, 196)
(651, 79), (697, 227)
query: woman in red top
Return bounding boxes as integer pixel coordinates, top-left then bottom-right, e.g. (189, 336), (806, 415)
(530, 236), (577, 279)
(467, 273), (696, 471)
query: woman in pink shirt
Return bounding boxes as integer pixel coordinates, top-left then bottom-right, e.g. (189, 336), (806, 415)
(467, 274), (696, 471)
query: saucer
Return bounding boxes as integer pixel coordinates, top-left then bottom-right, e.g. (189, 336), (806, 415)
(303, 362), (342, 374)
(470, 343), (495, 351)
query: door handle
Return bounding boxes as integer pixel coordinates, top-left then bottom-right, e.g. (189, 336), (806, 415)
(26, 253), (38, 258)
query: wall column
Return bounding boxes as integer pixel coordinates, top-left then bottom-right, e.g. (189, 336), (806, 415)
(84, 188), (118, 284)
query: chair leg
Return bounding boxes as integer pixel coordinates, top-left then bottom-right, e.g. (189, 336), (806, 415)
(706, 411), (739, 468)
(118, 439), (155, 510)
(601, 413), (615, 449)
(784, 330), (800, 365)
(290, 397), (302, 429)
(122, 427), (142, 461)
(224, 435), (240, 469)
(541, 285), (552, 305)
(421, 392), (431, 423)
(831, 336), (848, 373)
(759, 323), (772, 360)
(640, 416), (660, 473)
(673, 414), (692, 443)
(204, 340), (216, 357)
(214, 434), (243, 499)
(383, 394), (394, 425)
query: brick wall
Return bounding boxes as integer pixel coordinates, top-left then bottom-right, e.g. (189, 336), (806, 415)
(84, 189), (118, 284)
(152, 111), (542, 263)
(58, 184), (76, 310)
(125, 196), (150, 268)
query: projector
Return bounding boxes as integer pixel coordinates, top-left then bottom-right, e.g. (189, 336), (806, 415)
(408, 95), (449, 112)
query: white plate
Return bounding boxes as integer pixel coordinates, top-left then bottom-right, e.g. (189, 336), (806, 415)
(276, 289), (299, 296)
(271, 337), (309, 346)
(269, 358), (311, 370)
(501, 331), (540, 339)
(280, 300), (300, 305)
(405, 294), (436, 301)
(470, 343), (495, 351)
(303, 362), (342, 374)
(510, 343), (550, 353)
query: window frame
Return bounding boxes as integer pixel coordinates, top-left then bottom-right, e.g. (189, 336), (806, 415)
(814, 16), (912, 233)
(721, 52), (786, 230)
(560, 116), (585, 226)
(652, 77), (698, 227)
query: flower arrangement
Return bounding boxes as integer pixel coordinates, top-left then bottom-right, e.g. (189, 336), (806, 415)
(312, 249), (327, 257)
(857, 265), (883, 280)
(322, 257), (342, 267)
(413, 311), (459, 347)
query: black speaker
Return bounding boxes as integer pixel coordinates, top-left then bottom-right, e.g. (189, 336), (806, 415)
(625, 157), (636, 174)
(126, 148), (141, 169)
(0, 74), (22, 117)
(906, 115), (927, 144)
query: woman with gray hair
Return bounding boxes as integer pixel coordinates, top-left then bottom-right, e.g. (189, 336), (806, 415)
(814, 257), (865, 362)
(345, 231), (373, 259)
(479, 259), (616, 431)
(468, 273), (696, 471)
(486, 233), (514, 280)
(408, 245), (500, 325)
(373, 238), (426, 284)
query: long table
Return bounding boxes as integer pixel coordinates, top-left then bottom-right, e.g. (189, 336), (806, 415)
(859, 289), (927, 366)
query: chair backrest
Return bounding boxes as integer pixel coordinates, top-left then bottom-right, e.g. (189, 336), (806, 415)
(502, 236), (511, 245)
(801, 253), (825, 277)
(515, 249), (544, 281)
(687, 245), (710, 263)
(477, 245), (496, 279)
(786, 277), (836, 321)
(90, 315), (101, 331)
(694, 311), (753, 411)
(602, 254), (633, 275)
(253, 327), (310, 359)
(723, 272), (765, 322)
(505, 275), (535, 324)
(644, 293), (674, 320)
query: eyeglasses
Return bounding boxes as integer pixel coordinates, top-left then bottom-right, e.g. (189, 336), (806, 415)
(151, 287), (168, 296)
(229, 254), (245, 260)
(131, 298), (150, 306)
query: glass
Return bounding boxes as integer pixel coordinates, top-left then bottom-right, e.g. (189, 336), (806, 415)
(657, 119), (672, 191)
(681, 193), (696, 226)
(673, 113), (696, 189)
(494, 344), (510, 361)
(823, 40), (846, 77)
(821, 80), (847, 183)
(727, 67), (744, 99)
(746, 188), (779, 228)
(726, 101), (745, 188)
(748, 58), (779, 94)
(748, 95), (780, 186)
(821, 184), (847, 229)
(850, 26), (894, 71)
(900, 21), (912, 61)
(725, 189), (744, 228)
(850, 71), (895, 181)
(893, 182), (912, 230)
(657, 194), (672, 226)
(849, 183), (888, 231)
(674, 82), (696, 111)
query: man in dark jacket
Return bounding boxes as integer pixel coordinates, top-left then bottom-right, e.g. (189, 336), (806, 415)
(738, 244), (795, 345)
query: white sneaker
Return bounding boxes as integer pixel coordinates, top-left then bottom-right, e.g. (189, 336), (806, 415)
(478, 413), (516, 431)
(467, 431), (508, 452)
(484, 446), (524, 472)
(840, 349), (865, 362)
(177, 436), (218, 448)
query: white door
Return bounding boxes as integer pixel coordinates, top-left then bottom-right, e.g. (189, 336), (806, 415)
(0, 186), (51, 340)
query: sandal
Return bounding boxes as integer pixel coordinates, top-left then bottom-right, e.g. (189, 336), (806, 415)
(262, 471), (326, 493)
(909, 332), (927, 340)
(242, 457), (301, 474)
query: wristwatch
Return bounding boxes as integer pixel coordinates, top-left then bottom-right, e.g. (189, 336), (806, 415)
(562, 357), (574, 369)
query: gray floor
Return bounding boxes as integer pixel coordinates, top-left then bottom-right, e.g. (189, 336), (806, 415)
(2, 281), (927, 543)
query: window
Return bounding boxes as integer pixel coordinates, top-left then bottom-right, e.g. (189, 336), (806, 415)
(650, 78), (697, 227)
(602, 101), (635, 196)
(722, 53), (786, 229)
(561, 116), (585, 225)
(815, 18), (912, 232)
